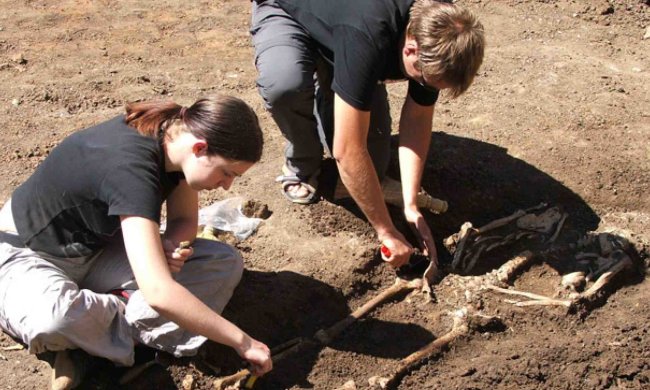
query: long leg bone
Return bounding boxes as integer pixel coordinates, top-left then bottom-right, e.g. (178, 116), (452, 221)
(315, 278), (423, 345)
(213, 279), (424, 388)
(369, 308), (504, 389)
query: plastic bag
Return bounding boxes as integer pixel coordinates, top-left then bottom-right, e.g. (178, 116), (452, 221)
(198, 197), (262, 240)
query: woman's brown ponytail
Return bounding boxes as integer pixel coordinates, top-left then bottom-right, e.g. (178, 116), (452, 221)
(125, 95), (263, 163)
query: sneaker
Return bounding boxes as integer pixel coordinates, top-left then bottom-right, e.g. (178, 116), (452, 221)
(51, 349), (90, 390)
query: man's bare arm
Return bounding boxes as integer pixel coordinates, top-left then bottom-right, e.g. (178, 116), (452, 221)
(398, 95), (438, 265)
(332, 94), (413, 267)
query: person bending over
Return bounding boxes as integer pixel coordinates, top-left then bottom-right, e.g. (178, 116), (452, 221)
(250, 0), (485, 270)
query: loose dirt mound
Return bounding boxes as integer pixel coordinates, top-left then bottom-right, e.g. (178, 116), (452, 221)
(0, 0), (648, 389)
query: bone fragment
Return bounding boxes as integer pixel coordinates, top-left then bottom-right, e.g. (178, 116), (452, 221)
(516, 207), (562, 234)
(369, 314), (469, 388)
(450, 222), (475, 270)
(369, 308), (500, 389)
(513, 299), (573, 307)
(485, 285), (572, 308)
(315, 278), (422, 345)
(489, 251), (633, 311)
(477, 203), (548, 235)
(380, 177), (448, 214)
(421, 261), (437, 298)
(476, 210), (526, 234)
(182, 374), (194, 390)
(335, 380), (357, 390)
(335, 177), (448, 214)
(1, 344), (24, 351)
(213, 369), (249, 390)
(561, 272), (586, 291)
(493, 250), (535, 285)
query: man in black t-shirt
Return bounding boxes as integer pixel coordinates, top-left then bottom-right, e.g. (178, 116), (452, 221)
(251, 0), (485, 269)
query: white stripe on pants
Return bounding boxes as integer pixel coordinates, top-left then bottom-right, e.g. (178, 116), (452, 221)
(0, 202), (244, 366)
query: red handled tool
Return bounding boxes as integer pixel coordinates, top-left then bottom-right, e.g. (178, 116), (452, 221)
(381, 244), (429, 274)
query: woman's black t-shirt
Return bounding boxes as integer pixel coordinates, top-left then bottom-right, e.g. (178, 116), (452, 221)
(276, 0), (439, 111)
(11, 116), (182, 258)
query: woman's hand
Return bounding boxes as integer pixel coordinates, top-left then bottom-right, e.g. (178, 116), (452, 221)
(404, 207), (438, 269)
(238, 337), (273, 376)
(162, 239), (193, 273)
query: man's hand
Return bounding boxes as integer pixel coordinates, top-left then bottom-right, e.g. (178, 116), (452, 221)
(404, 207), (439, 268)
(238, 337), (273, 377)
(379, 230), (414, 268)
(162, 239), (193, 273)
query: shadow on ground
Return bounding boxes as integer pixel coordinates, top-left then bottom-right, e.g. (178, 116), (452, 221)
(321, 132), (600, 268)
(72, 269), (436, 389)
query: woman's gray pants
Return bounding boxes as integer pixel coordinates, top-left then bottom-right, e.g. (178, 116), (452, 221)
(0, 201), (244, 366)
(251, 0), (392, 180)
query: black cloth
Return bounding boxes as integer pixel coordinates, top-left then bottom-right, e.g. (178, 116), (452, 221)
(11, 116), (182, 258)
(276, 0), (439, 111)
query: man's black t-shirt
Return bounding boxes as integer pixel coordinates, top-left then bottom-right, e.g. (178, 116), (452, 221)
(11, 116), (182, 258)
(276, 0), (439, 111)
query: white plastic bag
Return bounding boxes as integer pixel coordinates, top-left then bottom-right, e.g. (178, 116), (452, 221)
(198, 197), (262, 240)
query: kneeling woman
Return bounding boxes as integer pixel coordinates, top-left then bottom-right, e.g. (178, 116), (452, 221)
(0, 95), (272, 388)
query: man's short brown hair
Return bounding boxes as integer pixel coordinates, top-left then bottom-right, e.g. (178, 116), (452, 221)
(408, 0), (485, 98)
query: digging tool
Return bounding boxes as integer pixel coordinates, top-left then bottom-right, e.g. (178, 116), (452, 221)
(382, 245), (436, 296)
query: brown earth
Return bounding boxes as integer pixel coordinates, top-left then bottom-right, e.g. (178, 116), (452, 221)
(0, 0), (649, 389)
